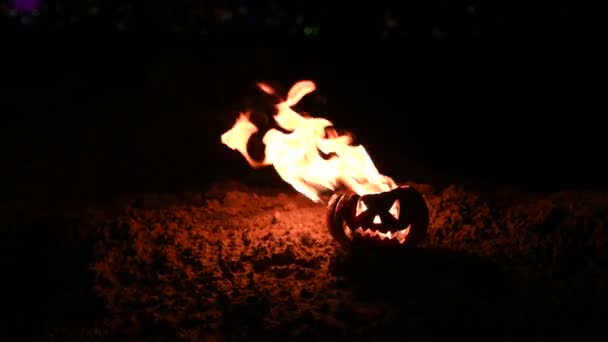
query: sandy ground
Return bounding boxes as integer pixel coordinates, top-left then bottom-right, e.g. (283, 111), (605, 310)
(9, 180), (608, 340)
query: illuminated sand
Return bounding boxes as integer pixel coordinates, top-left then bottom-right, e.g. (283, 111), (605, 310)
(86, 181), (608, 340)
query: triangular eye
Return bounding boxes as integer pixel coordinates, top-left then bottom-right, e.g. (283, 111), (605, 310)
(389, 199), (400, 219)
(356, 199), (368, 216)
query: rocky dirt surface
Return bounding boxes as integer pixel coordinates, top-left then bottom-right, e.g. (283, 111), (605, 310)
(15, 181), (608, 340)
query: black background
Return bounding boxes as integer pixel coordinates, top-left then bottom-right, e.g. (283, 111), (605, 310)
(1, 1), (603, 203)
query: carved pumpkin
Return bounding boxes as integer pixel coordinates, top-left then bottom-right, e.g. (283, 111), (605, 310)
(326, 185), (429, 248)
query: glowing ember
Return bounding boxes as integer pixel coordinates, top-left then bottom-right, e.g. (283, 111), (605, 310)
(221, 80), (397, 203)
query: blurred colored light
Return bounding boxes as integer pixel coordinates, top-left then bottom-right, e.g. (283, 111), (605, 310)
(303, 26), (319, 36)
(14, 0), (38, 13)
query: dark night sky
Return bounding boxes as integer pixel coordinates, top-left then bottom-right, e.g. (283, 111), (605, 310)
(1, 1), (603, 201)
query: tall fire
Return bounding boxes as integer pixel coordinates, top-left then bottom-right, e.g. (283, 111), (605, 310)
(221, 80), (429, 247)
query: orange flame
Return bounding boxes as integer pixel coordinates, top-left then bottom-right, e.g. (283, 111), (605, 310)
(221, 80), (397, 203)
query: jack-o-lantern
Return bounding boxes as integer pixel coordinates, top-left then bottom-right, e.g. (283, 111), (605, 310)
(326, 185), (429, 248)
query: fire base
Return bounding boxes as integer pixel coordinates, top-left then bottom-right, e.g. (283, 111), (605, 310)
(326, 184), (429, 248)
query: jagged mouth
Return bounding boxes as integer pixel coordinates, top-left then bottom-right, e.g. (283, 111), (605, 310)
(342, 223), (411, 244)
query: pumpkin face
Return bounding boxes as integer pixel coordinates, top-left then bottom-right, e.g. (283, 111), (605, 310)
(326, 185), (429, 248)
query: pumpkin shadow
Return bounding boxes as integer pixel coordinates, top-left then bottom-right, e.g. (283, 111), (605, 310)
(330, 245), (511, 310)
